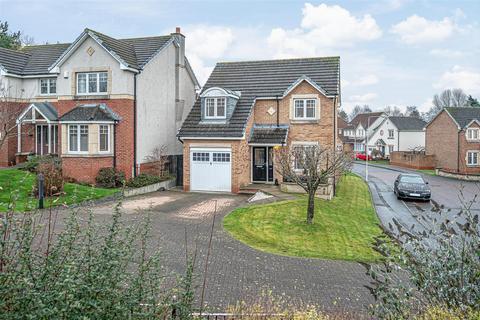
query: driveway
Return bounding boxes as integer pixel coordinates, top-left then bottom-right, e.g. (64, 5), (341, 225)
(80, 190), (374, 313)
(352, 163), (479, 240)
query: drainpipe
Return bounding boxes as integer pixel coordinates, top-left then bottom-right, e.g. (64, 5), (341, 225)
(113, 123), (117, 169)
(275, 95), (279, 127)
(133, 73), (138, 177)
(333, 95), (337, 197)
(457, 130), (461, 172)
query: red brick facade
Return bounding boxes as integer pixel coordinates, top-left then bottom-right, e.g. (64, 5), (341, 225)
(0, 102), (29, 167)
(426, 110), (480, 174)
(8, 98), (135, 184)
(182, 80), (337, 193)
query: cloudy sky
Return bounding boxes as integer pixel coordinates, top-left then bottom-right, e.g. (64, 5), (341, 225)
(2, 0), (479, 113)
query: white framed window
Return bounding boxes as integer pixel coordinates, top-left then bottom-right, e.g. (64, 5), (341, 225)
(77, 72), (108, 94)
(293, 99), (316, 120)
(467, 151), (479, 166)
(205, 97), (226, 119)
(40, 78), (56, 95)
(292, 142), (318, 170)
(388, 145), (394, 153)
(99, 125), (110, 153)
(388, 129), (394, 139)
(466, 128), (480, 141)
(358, 129), (364, 137)
(68, 124), (89, 153)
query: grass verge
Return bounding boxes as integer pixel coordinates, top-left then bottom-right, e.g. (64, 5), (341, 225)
(0, 169), (118, 212)
(223, 174), (383, 262)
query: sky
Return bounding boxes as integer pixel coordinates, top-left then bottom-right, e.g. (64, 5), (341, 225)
(1, 0), (480, 114)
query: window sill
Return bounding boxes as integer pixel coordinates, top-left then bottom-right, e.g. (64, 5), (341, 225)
(290, 119), (319, 124)
(37, 94), (58, 98)
(466, 139), (480, 142)
(61, 153), (114, 158)
(199, 119), (227, 125)
(74, 94), (110, 100)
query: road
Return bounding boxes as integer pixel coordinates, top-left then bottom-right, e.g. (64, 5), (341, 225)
(352, 162), (479, 240)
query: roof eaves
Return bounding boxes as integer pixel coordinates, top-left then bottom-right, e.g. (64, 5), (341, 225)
(185, 56), (200, 89)
(282, 75), (330, 98)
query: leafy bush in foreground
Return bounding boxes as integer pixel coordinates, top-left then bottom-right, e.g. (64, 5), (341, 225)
(0, 203), (193, 319)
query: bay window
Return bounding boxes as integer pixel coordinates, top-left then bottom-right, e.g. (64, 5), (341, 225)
(68, 125), (89, 153)
(77, 72), (108, 94)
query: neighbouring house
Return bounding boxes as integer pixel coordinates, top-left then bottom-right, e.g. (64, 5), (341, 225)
(365, 116), (426, 157)
(425, 107), (480, 175)
(337, 116), (352, 152)
(178, 57), (340, 193)
(341, 112), (385, 154)
(341, 112), (426, 158)
(0, 27), (199, 183)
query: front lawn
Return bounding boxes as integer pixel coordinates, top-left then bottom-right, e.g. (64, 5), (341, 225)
(0, 169), (118, 212)
(417, 169), (436, 176)
(223, 174), (383, 262)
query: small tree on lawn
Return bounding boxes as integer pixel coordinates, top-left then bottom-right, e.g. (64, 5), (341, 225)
(276, 145), (352, 224)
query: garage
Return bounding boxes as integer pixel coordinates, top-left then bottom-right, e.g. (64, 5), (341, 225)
(190, 148), (232, 192)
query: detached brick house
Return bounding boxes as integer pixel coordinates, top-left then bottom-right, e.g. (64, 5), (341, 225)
(0, 27), (199, 183)
(178, 57), (340, 193)
(426, 107), (480, 174)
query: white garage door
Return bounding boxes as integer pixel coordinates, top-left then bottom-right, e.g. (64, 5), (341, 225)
(190, 148), (232, 192)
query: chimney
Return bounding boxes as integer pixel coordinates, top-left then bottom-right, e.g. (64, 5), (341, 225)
(175, 27), (181, 34)
(171, 27), (185, 66)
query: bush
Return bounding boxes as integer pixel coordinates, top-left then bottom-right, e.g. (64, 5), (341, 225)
(126, 173), (165, 188)
(95, 167), (125, 188)
(0, 203), (194, 318)
(32, 156), (64, 197)
(23, 154), (61, 173)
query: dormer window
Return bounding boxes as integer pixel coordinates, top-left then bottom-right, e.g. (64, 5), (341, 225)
(205, 97), (226, 119)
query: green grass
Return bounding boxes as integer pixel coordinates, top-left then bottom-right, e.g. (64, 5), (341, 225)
(371, 159), (390, 165)
(223, 174), (383, 262)
(0, 169), (119, 212)
(417, 169), (436, 176)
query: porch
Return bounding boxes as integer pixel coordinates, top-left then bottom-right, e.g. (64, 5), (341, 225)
(16, 103), (59, 162)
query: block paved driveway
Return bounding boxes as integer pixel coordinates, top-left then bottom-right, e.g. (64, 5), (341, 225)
(88, 190), (374, 313)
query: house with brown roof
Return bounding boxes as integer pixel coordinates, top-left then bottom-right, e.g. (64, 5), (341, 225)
(0, 27), (199, 183)
(425, 107), (480, 175)
(178, 57), (340, 193)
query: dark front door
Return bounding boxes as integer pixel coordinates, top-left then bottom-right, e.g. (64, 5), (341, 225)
(253, 147), (267, 181)
(252, 147), (274, 182)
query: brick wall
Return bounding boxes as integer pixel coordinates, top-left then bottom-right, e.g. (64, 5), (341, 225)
(425, 111), (459, 171)
(0, 102), (29, 167)
(62, 156), (114, 184)
(390, 151), (435, 170)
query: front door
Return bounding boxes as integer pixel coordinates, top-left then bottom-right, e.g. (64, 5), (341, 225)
(36, 125), (58, 155)
(252, 147), (274, 182)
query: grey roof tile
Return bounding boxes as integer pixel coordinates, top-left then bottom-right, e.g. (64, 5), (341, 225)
(59, 104), (121, 122)
(0, 29), (174, 75)
(22, 102), (58, 121)
(445, 107), (480, 128)
(249, 125), (289, 145)
(389, 116), (426, 131)
(179, 57), (340, 138)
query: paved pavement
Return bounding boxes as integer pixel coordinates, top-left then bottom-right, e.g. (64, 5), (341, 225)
(352, 162), (479, 240)
(52, 190), (374, 314)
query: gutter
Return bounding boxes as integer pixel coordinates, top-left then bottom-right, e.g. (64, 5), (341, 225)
(113, 123), (117, 169)
(275, 95), (279, 127)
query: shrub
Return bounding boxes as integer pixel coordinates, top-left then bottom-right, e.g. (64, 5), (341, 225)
(95, 167), (125, 188)
(0, 203), (194, 318)
(32, 156), (64, 197)
(23, 154), (61, 173)
(126, 173), (164, 188)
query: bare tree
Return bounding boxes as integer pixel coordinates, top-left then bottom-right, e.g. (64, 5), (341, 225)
(383, 105), (403, 116)
(350, 104), (372, 120)
(143, 144), (169, 177)
(405, 105), (421, 118)
(276, 145), (351, 224)
(433, 88), (467, 109)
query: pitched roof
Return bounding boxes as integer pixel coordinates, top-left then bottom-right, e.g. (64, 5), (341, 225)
(59, 104), (121, 122)
(350, 112), (385, 129)
(179, 56), (340, 138)
(20, 102), (58, 121)
(388, 116), (426, 131)
(337, 117), (349, 129)
(444, 107), (480, 128)
(248, 125), (289, 145)
(0, 29), (175, 75)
